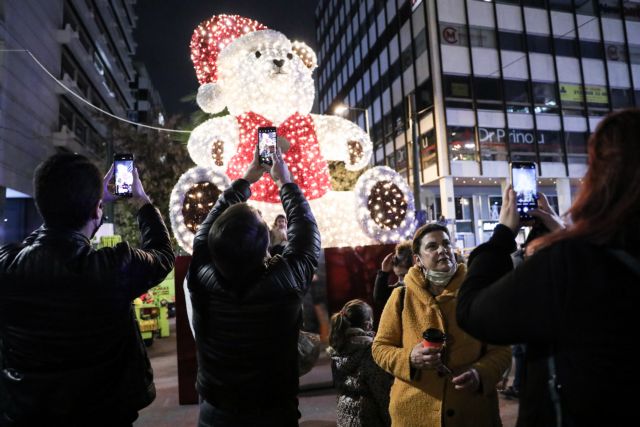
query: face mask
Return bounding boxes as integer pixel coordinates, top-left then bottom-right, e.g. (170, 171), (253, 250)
(418, 258), (457, 287)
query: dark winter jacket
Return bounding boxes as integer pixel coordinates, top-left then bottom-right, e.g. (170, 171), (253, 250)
(188, 179), (320, 416)
(0, 204), (174, 426)
(457, 224), (640, 427)
(328, 329), (392, 427)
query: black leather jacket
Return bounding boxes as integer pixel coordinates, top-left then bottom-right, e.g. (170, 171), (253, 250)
(188, 179), (320, 413)
(0, 204), (174, 426)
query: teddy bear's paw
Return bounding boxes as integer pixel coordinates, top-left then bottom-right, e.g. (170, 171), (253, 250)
(354, 166), (417, 243)
(187, 118), (238, 170)
(347, 140), (364, 167)
(169, 167), (231, 254)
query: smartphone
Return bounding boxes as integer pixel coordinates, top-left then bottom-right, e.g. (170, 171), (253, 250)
(113, 153), (134, 197)
(258, 127), (277, 165)
(510, 161), (538, 220)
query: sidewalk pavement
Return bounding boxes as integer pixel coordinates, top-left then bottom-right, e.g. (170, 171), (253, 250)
(135, 320), (518, 426)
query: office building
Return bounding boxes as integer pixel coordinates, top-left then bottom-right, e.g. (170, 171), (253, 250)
(315, 0), (639, 247)
(0, 0), (153, 243)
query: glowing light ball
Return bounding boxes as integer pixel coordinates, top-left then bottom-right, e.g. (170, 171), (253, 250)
(170, 14), (415, 251)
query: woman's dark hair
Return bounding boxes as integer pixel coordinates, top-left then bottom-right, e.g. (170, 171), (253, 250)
(208, 203), (269, 280)
(34, 153), (102, 230)
(531, 109), (640, 250)
(412, 223), (450, 255)
(393, 241), (413, 268)
(272, 214), (286, 228)
(329, 299), (372, 353)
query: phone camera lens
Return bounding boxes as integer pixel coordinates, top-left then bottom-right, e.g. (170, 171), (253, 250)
(255, 51), (261, 58)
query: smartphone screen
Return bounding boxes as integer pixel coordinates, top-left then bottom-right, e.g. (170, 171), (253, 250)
(258, 127), (277, 165)
(511, 162), (538, 219)
(114, 153), (134, 197)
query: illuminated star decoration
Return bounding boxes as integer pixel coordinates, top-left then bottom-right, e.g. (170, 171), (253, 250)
(354, 166), (416, 243)
(169, 167), (230, 254)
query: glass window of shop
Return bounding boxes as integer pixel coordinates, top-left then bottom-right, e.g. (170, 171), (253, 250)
(474, 77), (503, 110)
(443, 75), (473, 108)
(455, 197), (475, 233)
(533, 82), (559, 114)
(537, 130), (564, 162)
(508, 128), (538, 161)
(478, 127), (509, 161)
(421, 130), (437, 169)
(488, 196), (502, 221)
(447, 126), (476, 161)
(504, 80), (531, 113)
(565, 131), (588, 164)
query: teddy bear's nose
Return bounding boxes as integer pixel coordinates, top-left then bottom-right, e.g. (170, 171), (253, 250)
(273, 59), (285, 68)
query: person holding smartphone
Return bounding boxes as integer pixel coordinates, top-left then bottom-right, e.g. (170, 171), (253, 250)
(187, 143), (320, 427)
(0, 153), (174, 427)
(457, 109), (640, 427)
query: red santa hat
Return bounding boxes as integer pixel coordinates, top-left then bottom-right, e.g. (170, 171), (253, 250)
(190, 14), (269, 85)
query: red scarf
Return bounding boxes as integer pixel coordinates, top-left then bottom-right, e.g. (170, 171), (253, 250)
(226, 112), (331, 203)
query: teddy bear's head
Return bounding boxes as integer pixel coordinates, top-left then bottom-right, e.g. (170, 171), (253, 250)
(191, 15), (317, 124)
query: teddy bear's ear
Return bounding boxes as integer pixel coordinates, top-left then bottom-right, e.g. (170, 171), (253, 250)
(196, 82), (226, 114)
(292, 41), (317, 71)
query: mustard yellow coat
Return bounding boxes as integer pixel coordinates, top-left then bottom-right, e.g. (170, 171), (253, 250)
(372, 264), (511, 427)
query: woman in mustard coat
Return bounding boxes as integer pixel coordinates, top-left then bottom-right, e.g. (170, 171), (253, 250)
(372, 224), (511, 427)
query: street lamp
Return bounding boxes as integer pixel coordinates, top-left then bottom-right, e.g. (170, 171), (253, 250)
(333, 103), (370, 137)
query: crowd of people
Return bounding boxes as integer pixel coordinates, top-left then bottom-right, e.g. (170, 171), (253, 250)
(1, 108), (638, 426)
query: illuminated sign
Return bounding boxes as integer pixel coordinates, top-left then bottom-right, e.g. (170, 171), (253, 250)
(559, 84), (608, 104)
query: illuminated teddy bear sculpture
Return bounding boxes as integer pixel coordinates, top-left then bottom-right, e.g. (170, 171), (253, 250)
(169, 15), (415, 252)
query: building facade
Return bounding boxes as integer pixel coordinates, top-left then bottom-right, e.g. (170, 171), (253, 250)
(315, 0), (640, 248)
(0, 0), (157, 243)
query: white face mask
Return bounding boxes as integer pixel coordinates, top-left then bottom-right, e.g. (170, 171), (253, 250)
(419, 259), (457, 287)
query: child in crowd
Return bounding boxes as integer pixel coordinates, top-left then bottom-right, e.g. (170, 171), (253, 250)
(328, 300), (392, 427)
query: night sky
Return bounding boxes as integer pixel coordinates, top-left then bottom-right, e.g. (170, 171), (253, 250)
(134, 0), (318, 117)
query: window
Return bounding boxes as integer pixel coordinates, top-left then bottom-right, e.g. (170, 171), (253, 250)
(554, 38), (578, 57)
(443, 75), (472, 99)
(585, 85), (609, 114)
(474, 77), (503, 110)
(504, 80), (531, 113)
(470, 27), (497, 49)
(447, 126), (476, 161)
(508, 128), (537, 161)
(537, 130), (563, 162)
(522, 0), (546, 8)
(579, 40), (603, 60)
(477, 127), (509, 161)
(549, 0), (572, 11)
(599, 0), (621, 18)
(499, 31), (525, 51)
(527, 35), (552, 55)
(610, 88), (634, 109)
(420, 130), (437, 168)
(565, 132), (588, 163)
(532, 82), (559, 113)
(575, 0), (597, 15)
(440, 23), (468, 47)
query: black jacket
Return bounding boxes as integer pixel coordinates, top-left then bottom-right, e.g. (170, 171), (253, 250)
(457, 224), (640, 427)
(0, 204), (174, 426)
(188, 179), (320, 414)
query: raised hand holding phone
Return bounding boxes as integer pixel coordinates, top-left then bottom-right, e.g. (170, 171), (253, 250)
(113, 153), (134, 197)
(510, 162), (538, 220)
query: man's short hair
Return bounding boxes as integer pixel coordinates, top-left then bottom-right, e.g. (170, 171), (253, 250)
(34, 153), (102, 230)
(412, 223), (450, 255)
(208, 203), (270, 279)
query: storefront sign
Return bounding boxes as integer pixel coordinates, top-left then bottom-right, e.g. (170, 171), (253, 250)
(478, 127), (545, 145)
(559, 84), (608, 104)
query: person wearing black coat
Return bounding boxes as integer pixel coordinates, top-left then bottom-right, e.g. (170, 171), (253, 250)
(457, 109), (640, 427)
(188, 146), (320, 427)
(0, 154), (174, 427)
